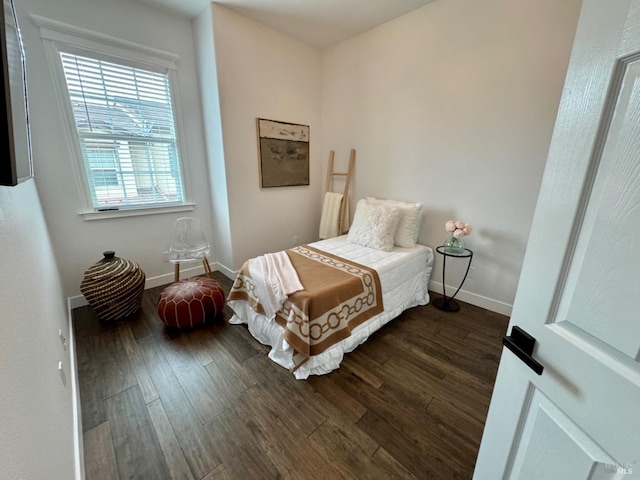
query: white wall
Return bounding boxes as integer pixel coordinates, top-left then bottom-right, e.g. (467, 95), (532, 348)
(204, 4), (324, 270)
(321, 0), (582, 313)
(14, 0), (581, 310)
(17, 0), (213, 298)
(193, 5), (234, 276)
(0, 181), (76, 479)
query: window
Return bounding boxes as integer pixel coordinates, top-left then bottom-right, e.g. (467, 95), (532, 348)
(85, 141), (119, 187)
(59, 51), (185, 211)
(33, 15), (194, 218)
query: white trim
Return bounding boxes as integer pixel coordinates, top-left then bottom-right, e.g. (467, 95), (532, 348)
(68, 294), (88, 310)
(79, 202), (195, 220)
(67, 299), (85, 480)
(68, 275), (511, 314)
(167, 68), (193, 205)
(145, 264), (211, 288)
(429, 280), (513, 316)
(41, 39), (93, 210)
(68, 263), (221, 309)
(212, 261), (237, 280)
(30, 15), (179, 68)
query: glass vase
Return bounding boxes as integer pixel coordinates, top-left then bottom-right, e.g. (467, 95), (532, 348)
(444, 235), (466, 255)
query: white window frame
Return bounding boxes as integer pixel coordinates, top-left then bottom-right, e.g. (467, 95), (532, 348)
(33, 15), (194, 220)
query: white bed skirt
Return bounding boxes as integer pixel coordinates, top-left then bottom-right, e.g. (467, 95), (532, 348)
(228, 236), (434, 379)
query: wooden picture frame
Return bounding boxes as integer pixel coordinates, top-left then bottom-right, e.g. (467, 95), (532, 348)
(257, 118), (309, 188)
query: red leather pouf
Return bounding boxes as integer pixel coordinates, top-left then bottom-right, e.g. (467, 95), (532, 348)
(157, 277), (225, 329)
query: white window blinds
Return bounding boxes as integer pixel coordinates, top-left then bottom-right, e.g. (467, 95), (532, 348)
(60, 52), (185, 210)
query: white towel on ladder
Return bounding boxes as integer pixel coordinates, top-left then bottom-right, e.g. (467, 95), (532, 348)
(319, 192), (349, 239)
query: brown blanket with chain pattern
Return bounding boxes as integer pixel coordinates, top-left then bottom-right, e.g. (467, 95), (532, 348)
(227, 244), (383, 371)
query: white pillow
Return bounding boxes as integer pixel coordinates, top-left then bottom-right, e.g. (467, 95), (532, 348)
(347, 199), (401, 251)
(366, 197), (423, 248)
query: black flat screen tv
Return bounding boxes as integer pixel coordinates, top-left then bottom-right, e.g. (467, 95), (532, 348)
(1, 0), (32, 186)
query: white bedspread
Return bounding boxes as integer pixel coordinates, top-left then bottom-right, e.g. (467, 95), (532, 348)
(228, 235), (433, 379)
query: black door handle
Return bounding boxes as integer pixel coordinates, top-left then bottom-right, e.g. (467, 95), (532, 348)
(502, 326), (544, 375)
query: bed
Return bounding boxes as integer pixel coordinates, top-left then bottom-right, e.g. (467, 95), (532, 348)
(227, 198), (433, 379)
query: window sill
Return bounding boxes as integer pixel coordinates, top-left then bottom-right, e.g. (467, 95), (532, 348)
(79, 203), (195, 221)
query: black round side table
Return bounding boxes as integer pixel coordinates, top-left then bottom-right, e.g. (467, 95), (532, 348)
(432, 246), (473, 312)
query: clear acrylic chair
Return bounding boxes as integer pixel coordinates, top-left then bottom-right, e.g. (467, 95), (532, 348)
(169, 217), (212, 281)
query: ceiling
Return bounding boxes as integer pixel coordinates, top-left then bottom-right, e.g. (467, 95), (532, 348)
(135, 0), (436, 49)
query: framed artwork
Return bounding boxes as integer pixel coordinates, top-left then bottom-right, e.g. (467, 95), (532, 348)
(257, 118), (309, 188)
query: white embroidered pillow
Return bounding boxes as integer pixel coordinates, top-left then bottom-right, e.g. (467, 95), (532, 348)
(347, 199), (401, 251)
(366, 197), (423, 248)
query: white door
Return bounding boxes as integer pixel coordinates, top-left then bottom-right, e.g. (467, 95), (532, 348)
(474, 0), (640, 479)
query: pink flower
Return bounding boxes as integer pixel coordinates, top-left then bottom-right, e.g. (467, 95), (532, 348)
(445, 219), (473, 237)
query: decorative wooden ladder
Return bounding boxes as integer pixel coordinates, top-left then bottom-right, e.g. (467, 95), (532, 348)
(325, 148), (355, 234)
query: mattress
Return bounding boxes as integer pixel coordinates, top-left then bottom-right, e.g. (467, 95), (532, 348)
(228, 235), (434, 379)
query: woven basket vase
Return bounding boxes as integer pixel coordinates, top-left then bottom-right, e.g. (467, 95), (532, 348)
(80, 251), (145, 321)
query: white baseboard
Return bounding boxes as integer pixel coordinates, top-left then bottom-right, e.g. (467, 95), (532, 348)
(212, 261), (237, 280)
(69, 267), (509, 315)
(68, 263), (239, 309)
(69, 294), (89, 309)
(428, 280), (513, 317)
(67, 299), (85, 480)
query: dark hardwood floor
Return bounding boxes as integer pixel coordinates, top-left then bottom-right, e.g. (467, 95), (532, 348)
(73, 271), (509, 480)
